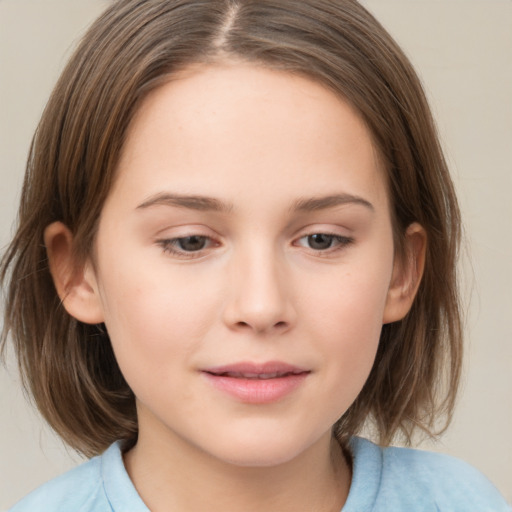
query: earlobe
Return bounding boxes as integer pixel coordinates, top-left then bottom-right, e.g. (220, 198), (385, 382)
(383, 222), (427, 324)
(44, 221), (104, 324)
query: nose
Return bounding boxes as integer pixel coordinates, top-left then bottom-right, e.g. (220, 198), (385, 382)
(222, 244), (297, 335)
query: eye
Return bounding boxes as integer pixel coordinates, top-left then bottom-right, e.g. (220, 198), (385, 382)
(305, 234), (335, 250)
(174, 235), (208, 252)
(157, 235), (217, 258)
(296, 233), (353, 252)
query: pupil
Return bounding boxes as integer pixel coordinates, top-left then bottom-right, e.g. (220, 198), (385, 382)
(308, 234), (333, 250)
(179, 236), (206, 251)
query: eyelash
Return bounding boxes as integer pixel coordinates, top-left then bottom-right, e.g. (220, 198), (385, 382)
(156, 232), (354, 260)
(294, 233), (354, 255)
(157, 235), (218, 259)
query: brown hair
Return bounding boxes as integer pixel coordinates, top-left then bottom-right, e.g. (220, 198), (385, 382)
(1, 0), (462, 457)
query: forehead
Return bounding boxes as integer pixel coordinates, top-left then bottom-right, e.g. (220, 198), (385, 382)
(111, 62), (388, 212)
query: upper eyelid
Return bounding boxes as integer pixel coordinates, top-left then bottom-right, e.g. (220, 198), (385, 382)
(293, 226), (353, 240)
(153, 223), (217, 237)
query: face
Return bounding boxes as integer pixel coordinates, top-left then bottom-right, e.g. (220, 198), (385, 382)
(61, 63), (415, 467)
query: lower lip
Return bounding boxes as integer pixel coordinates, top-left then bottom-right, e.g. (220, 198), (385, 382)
(202, 372), (309, 404)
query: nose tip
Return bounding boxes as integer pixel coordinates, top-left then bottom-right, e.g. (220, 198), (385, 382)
(225, 290), (295, 334)
(222, 255), (296, 335)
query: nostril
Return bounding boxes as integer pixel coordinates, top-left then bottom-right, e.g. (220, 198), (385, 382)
(233, 320), (288, 332)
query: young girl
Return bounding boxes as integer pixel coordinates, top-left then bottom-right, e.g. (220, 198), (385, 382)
(1, 1), (510, 510)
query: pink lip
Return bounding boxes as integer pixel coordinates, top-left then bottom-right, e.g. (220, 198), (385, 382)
(201, 361), (310, 404)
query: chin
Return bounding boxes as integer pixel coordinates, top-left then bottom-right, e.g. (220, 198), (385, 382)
(205, 430), (323, 469)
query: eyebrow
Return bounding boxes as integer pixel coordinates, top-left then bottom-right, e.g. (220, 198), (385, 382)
(291, 194), (374, 213)
(137, 193), (234, 213)
(136, 192), (373, 213)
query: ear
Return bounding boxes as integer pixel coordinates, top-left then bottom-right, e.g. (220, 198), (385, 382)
(44, 221), (105, 324)
(383, 222), (427, 324)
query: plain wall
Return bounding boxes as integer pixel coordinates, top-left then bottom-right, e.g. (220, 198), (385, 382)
(1, 0), (511, 509)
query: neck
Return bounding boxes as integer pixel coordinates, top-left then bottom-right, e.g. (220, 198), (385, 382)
(124, 430), (351, 512)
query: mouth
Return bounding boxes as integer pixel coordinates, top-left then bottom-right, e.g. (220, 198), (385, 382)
(203, 361), (310, 378)
(201, 362), (310, 403)
(205, 370), (308, 380)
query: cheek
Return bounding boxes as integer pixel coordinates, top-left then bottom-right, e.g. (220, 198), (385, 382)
(95, 257), (221, 378)
(316, 286), (384, 375)
(300, 256), (393, 397)
(302, 255), (393, 336)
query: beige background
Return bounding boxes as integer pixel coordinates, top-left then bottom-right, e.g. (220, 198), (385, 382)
(0, 0), (511, 509)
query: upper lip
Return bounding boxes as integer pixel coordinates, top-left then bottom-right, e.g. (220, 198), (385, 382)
(202, 361), (310, 379)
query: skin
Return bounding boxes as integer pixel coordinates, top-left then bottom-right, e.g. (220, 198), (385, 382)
(45, 63), (425, 512)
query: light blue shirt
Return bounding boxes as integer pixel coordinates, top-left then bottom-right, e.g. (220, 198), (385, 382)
(9, 437), (511, 511)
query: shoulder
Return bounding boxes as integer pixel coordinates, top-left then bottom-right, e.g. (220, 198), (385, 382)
(8, 453), (106, 512)
(8, 442), (149, 512)
(380, 442), (509, 510)
(345, 437), (511, 512)
(7, 442), (142, 512)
